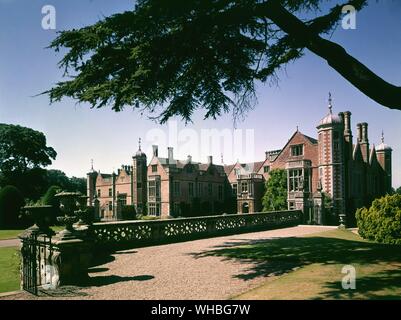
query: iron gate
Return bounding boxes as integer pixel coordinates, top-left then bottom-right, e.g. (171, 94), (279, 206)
(21, 233), (52, 295)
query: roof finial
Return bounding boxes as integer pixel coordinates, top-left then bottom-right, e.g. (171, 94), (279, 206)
(296, 125), (299, 132)
(381, 130), (384, 143)
(138, 137), (142, 151)
(90, 159), (94, 171)
(221, 153), (224, 164)
(328, 92), (333, 113)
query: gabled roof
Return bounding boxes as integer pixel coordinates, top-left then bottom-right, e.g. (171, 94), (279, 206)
(369, 145), (378, 166)
(223, 164), (236, 175)
(157, 157), (177, 166)
(250, 161), (265, 173)
(155, 156), (226, 175)
(352, 142), (363, 162)
(303, 134), (318, 145)
(271, 130), (317, 162)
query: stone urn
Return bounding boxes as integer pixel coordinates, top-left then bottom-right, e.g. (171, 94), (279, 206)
(21, 205), (55, 237)
(75, 195), (90, 226)
(55, 191), (82, 240)
(339, 213), (346, 229)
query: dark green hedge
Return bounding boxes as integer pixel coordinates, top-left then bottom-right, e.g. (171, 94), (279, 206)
(0, 185), (25, 228)
(356, 194), (401, 244)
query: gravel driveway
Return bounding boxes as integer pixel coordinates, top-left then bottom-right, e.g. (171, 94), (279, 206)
(2, 226), (334, 300)
(0, 239), (20, 248)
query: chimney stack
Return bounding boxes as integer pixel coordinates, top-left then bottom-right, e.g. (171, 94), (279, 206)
(152, 145), (158, 157)
(343, 111), (352, 137)
(207, 156), (213, 165)
(356, 123), (362, 143)
(361, 122), (368, 143)
(360, 122), (369, 163)
(168, 147), (173, 163)
(187, 155), (192, 163)
(338, 112), (344, 124)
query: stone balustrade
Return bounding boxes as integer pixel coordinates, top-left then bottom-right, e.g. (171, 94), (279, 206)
(91, 210), (302, 248)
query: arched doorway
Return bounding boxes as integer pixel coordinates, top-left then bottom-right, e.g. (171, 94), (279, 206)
(242, 202), (249, 214)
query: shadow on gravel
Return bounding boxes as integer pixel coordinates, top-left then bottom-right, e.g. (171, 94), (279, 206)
(90, 251), (116, 268)
(88, 267), (109, 273)
(86, 274), (155, 287)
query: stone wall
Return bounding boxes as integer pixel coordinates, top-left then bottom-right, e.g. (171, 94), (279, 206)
(91, 210), (302, 248)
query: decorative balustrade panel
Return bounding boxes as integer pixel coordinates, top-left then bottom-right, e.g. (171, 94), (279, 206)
(91, 210), (301, 247)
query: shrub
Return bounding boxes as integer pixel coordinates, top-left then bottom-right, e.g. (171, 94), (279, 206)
(41, 185), (61, 206)
(41, 185), (61, 223)
(0, 185), (25, 228)
(356, 194), (401, 244)
(262, 169), (287, 211)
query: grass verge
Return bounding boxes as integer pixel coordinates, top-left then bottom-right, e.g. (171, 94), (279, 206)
(0, 226), (64, 240)
(195, 229), (401, 300)
(0, 247), (20, 294)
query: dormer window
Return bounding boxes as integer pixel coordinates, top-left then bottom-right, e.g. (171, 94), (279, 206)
(264, 166), (270, 173)
(151, 165), (157, 173)
(291, 144), (304, 156)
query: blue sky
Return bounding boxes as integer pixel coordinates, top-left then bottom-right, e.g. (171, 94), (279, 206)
(0, 0), (400, 188)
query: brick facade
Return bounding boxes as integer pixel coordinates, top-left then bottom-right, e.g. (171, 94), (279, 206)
(87, 104), (392, 224)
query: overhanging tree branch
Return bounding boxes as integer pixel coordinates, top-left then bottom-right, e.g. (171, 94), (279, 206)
(44, 0), (401, 122)
(263, 0), (401, 110)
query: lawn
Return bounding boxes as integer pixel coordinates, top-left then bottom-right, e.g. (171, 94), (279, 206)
(0, 247), (20, 294)
(198, 229), (401, 300)
(0, 226), (64, 240)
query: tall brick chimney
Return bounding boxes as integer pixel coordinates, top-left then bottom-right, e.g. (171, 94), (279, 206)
(152, 145), (158, 157)
(360, 122), (369, 163)
(342, 111), (353, 160)
(207, 156), (213, 165)
(356, 123), (362, 143)
(168, 147), (173, 163)
(343, 111), (352, 139)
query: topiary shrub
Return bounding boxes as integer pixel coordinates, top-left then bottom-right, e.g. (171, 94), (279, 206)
(356, 194), (401, 244)
(41, 185), (61, 224)
(0, 185), (25, 228)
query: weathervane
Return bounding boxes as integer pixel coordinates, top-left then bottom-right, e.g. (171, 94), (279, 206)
(138, 137), (142, 151)
(328, 92), (333, 113)
(90, 159), (94, 171)
(381, 130), (385, 143)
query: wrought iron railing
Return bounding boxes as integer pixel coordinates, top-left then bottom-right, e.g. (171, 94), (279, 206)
(91, 210), (301, 247)
(20, 233), (53, 295)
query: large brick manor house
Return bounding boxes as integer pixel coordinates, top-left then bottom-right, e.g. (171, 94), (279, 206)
(87, 97), (392, 225)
